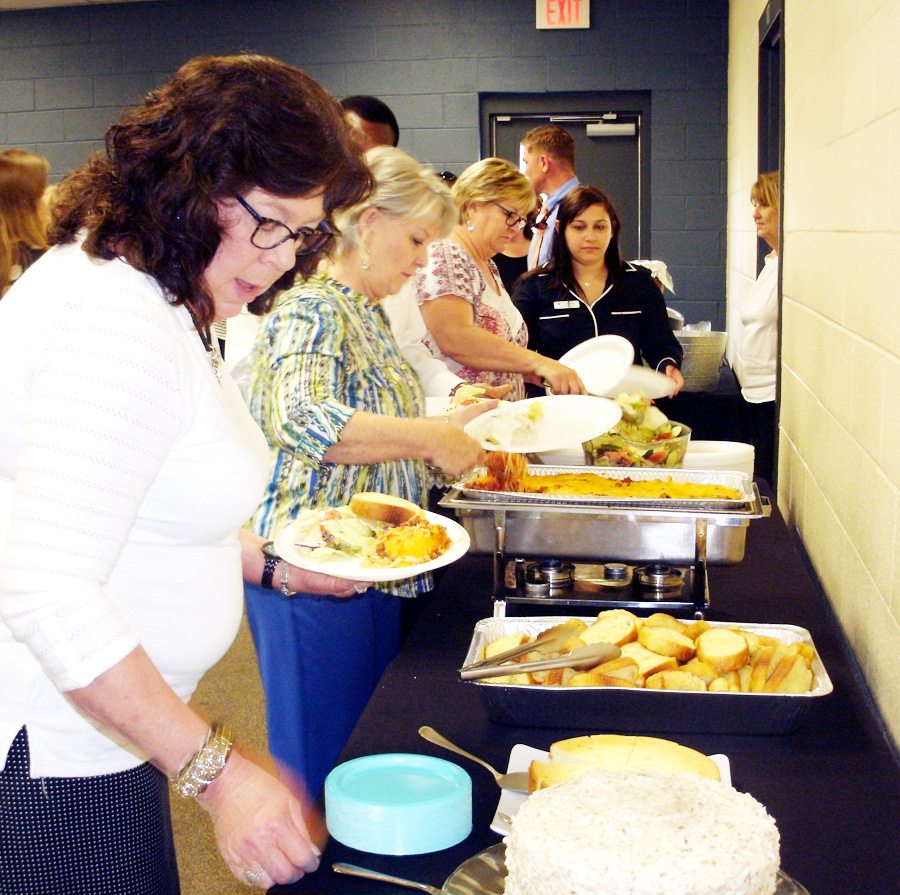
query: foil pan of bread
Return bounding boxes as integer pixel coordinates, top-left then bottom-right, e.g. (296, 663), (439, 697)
(462, 616), (832, 736)
(455, 466), (759, 512)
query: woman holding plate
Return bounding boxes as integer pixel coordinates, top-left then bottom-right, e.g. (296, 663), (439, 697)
(513, 186), (684, 396)
(405, 157), (586, 401)
(244, 146), (491, 799)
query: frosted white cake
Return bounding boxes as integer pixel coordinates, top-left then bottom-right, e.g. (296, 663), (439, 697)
(503, 770), (780, 895)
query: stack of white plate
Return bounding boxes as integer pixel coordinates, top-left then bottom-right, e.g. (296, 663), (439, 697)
(682, 440), (754, 477)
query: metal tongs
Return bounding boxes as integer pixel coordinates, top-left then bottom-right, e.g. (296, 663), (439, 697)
(461, 618), (586, 671)
(458, 641), (620, 681)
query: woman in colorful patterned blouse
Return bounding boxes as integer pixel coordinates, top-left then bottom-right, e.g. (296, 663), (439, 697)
(244, 146), (490, 798)
(404, 157), (586, 401)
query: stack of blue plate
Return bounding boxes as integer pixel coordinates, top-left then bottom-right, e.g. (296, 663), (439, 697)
(324, 753), (472, 855)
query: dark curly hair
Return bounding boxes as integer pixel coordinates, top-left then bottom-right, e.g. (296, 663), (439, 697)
(50, 54), (373, 328)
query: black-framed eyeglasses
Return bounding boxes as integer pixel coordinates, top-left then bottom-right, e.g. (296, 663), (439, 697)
(235, 195), (334, 255)
(493, 202), (529, 230)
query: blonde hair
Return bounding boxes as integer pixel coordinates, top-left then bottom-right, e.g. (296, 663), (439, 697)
(1, 149), (50, 290)
(332, 146), (456, 258)
(751, 171), (779, 209)
(452, 157), (538, 225)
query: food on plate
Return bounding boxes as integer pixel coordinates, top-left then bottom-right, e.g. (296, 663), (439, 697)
(474, 610), (818, 693)
(475, 400), (545, 449)
(348, 491), (423, 526)
(446, 383), (488, 410)
(282, 494), (450, 568)
(583, 391), (690, 468)
(503, 769), (780, 895)
(527, 734), (721, 792)
(468, 459), (741, 500)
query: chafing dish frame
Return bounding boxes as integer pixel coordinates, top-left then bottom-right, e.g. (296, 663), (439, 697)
(440, 467), (770, 617)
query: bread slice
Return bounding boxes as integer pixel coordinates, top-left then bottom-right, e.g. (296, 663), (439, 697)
(695, 627), (750, 675)
(619, 641), (678, 678)
(645, 669), (709, 691)
(637, 625), (697, 662)
(642, 612), (687, 634)
(580, 609), (640, 647)
(529, 734), (720, 791)
(349, 492), (423, 526)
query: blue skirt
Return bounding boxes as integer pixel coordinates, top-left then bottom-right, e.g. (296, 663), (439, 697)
(0, 726), (179, 895)
(245, 583), (401, 799)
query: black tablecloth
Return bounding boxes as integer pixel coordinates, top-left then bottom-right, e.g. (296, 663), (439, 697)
(276, 495), (899, 894)
(660, 361), (744, 441)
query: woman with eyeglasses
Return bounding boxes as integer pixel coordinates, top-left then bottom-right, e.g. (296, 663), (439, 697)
(405, 157), (585, 401)
(0, 55), (372, 894)
(513, 185), (685, 396)
(243, 146), (491, 802)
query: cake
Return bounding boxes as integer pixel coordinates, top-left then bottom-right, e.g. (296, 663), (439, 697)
(503, 770), (780, 895)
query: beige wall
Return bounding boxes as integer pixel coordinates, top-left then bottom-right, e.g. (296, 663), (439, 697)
(727, 0), (899, 744)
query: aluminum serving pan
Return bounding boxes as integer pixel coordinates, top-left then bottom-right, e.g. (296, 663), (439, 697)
(441, 468), (768, 565)
(462, 616), (832, 735)
(457, 465), (758, 512)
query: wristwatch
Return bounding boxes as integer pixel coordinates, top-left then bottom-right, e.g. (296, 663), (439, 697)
(261, 540), (279, 589)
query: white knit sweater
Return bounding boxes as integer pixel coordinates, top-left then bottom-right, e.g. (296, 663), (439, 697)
(0, 240), (270, 776)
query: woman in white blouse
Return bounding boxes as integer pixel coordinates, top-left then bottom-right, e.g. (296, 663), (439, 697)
(0, 55), (371, 895)
(737, 171), (780, 482)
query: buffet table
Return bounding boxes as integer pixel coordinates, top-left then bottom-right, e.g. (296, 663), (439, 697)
(277, 493), (899, 894)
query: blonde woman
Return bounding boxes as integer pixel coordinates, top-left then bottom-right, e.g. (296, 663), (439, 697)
(736, 171), (780, 482)
(407, 157), (585, 401)
(0, 149), (50, 296)
(244, 146), (491, 799)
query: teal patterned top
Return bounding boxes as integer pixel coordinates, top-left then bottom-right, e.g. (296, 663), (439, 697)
(246, 271), (429, 598)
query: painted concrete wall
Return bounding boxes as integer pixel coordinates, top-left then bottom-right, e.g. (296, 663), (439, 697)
(727, 0), (899, 744)
(0, 0), (728, 325)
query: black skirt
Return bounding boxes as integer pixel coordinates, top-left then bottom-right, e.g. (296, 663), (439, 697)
(0, 726), (180, 895)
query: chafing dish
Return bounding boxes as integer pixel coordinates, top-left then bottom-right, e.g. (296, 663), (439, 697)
(440, 466), (770, 615)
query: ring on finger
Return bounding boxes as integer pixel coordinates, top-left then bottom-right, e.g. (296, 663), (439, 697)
(244, 868), (264, 886)
(353, 583), (367, 594)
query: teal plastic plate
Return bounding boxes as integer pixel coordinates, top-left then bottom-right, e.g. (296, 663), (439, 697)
(324, 753), (472, 856)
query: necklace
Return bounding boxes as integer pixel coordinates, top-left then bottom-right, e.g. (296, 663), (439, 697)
(188, 307), (223, 386)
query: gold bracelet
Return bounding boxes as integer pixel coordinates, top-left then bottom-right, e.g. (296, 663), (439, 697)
(172, 723), (233, 799)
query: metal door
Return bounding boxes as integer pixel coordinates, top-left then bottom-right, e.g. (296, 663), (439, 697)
(489, 113), (643, 258)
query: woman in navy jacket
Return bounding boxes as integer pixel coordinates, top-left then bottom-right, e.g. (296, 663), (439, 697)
(513, 185), (684, 394)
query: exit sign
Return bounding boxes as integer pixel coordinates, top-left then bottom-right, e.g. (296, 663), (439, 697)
(536, 0), (590, 29)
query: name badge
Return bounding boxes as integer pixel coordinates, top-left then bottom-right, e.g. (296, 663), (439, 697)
(553, 299), (580, 309)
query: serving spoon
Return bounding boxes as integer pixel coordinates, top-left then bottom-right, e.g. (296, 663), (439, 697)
(418, 725), (530, 792)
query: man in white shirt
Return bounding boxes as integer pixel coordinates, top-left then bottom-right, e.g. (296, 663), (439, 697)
(520, 126), (580, 269)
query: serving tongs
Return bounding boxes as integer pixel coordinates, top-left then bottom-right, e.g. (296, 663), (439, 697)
(458, 641), (620, 681)
(461, 618), (586, 671)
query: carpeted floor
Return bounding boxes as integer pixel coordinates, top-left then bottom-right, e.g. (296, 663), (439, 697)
(172, 612), (272, 895)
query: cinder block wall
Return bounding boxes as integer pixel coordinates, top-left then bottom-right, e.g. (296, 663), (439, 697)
(0, 0), (728, 325)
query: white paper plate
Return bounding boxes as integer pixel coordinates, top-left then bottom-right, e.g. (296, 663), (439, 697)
(603, 363), (677, 399)
(490, 743), (732, 836)
(273, 511), (470, 583)
(464, 395), (621, 453)
(558, 335), (634, 396)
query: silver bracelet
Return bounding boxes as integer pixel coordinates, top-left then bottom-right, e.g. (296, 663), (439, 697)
(172, 723), (233, 799)
(279, 559), (297, 597)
